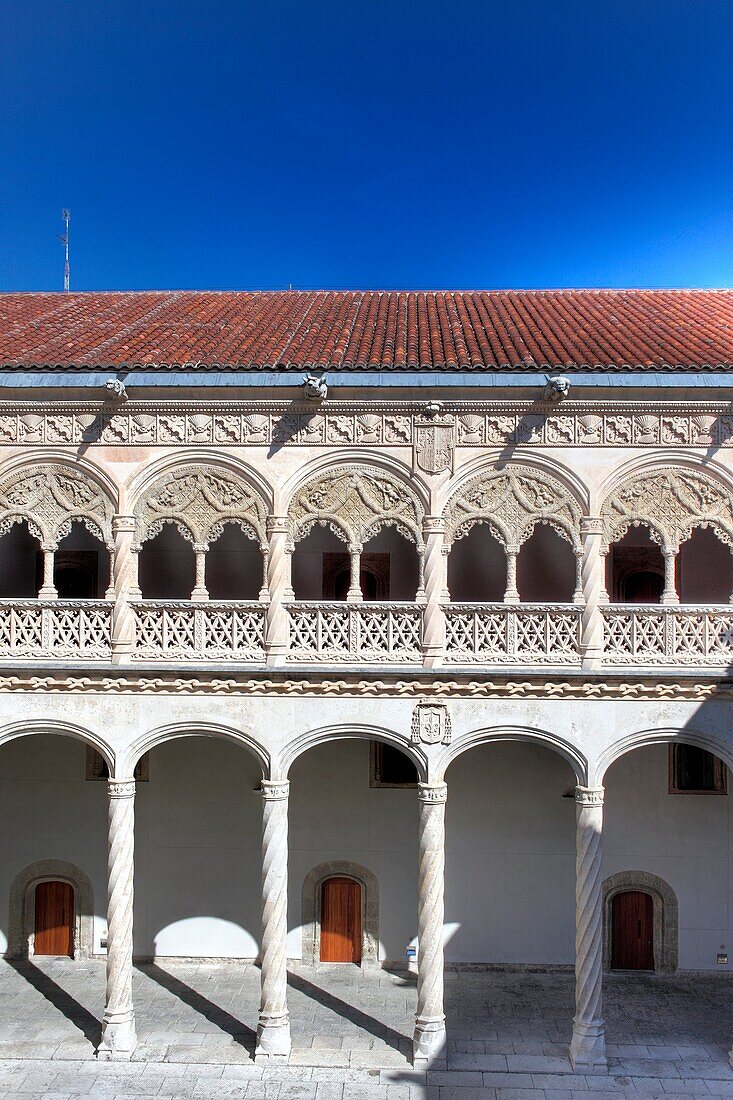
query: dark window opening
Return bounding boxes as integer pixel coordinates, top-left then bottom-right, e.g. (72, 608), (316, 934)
(669, 744), (727, 794)
(323, 553), (390, 601)
(622, 570), (664, 604)
(370, 742), (418, 788)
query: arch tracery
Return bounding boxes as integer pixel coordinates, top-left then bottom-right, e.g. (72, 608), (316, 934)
(600, 467), (733, 554)
(0, 464), (114, 550)
(443, 467), (582, 551)
(287, 466), (424, 549)
(133, 465), (268, 551)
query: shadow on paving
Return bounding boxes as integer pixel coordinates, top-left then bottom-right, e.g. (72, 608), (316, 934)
(285, 968), (408, 1053)
(5, 958), (100, 1047)
(135, 962), (257, 1055)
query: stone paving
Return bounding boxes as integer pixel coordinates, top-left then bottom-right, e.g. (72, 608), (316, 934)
(0, 959), (730, 1098)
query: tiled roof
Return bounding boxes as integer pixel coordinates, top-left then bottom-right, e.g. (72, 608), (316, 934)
(1, 289), (733, 372)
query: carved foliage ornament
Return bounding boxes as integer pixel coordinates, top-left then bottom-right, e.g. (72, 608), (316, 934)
(601, 467), (733, 553)
(288, 467), (424, 547)
(444, 467), (582, 551)
(0, 465), (114, 549)
(134, 466), (268, 550)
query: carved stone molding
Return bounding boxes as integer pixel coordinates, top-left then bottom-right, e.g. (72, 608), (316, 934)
(288, 466), (424, 547)
(575, 786), (604, 806)
(601, 467), (733, 553)
(2, 402), (733, 449)
(0, 673), (730, 699)
(0, 464), (114, 549)
(134, 466), (268, 550)
(444, 467), (582, 550)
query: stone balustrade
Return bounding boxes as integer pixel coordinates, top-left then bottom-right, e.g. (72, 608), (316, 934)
(1, 597), (733, 671)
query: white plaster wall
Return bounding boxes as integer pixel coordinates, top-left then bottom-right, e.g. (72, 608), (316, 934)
(0, 733), (731, 969)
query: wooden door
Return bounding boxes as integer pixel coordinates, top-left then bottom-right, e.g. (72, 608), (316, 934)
(320, 877), (362, 963)
(611, 890), (654, 970)
(34, 881), (74, 957)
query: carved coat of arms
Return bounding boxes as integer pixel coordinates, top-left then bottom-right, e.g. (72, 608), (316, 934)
(411, 702), (452, 745)
(413, 418), (454, 475)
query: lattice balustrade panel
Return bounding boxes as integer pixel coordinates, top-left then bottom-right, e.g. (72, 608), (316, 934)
(202, 604), (265, 658)
(0, 601), (44, 655)
(133, 602), (264, 660)
(602, 607), (733, 665)
(0, 600), (111, 659)
(287, 603), (422, 662)
(445, 605), (580, 664)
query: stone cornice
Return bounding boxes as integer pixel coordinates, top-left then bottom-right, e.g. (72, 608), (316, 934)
(0, 672), (731, 700)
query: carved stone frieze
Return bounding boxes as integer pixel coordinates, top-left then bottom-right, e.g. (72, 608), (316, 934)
(600, 467), (733, 552)
(0, 464), (114, 548)
(1, 402), (733, 448)
(444, 466), (582, 550)
(134, 466), (268, 550)
(288, 467), (424, 547)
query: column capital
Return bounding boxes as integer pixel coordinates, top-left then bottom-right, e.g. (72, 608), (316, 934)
(108, 779), (136, 799)
(112, 515), (137, 535)
(575, 785), (604, 806)
(261, 779), (290, 801)
(266, 516), (290, 536)
(580, 517), (604, 536)
(418, 782), (447, 804)
(423, 516), (447, 536)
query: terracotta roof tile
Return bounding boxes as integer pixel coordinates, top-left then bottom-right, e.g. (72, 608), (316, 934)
(1, 289), (733, 372)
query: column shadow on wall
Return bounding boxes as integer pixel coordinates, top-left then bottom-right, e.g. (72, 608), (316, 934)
(284, 968), (408, 1052)
(136, 962), (257, 1053)
(5, 959), (100, 1047)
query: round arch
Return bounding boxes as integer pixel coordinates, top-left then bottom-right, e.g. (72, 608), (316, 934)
(282, 725), (427, 782)
(125, 449), (274, 514)
(603, 870), (678, 974)
(0, 450), (120, 511)
(0, 457), (117, 550)
(438, 449), (590, 516)
(596, 449), (733, 505)
(595, 727), (733, 787)
(7, 859), (94, 960)
(124, 720), (270, 778)
(437, 726), (587, 785)
(0, 720), (114, 773)
(301, 860), (380, 967)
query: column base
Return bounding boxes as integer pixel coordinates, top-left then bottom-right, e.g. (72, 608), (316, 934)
(569, 1019), (607, 1074)
(97, 1011), (137, 1061)
(37, 587), (57, 600)
(412, 1017), (447, 1069)
(255, 1014), (291, 1064)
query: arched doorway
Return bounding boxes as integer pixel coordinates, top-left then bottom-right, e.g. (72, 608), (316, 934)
(610, 890), (653, 970)
(34, 880), (74, 957)
(320, 876), (362, 963)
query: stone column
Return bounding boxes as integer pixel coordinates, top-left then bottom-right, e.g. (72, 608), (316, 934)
(346, 543), (362, 602)
(265, 519), (293, 666)
(569, 785), (606, 1073)
(191, 545), (209, 601)
(98, 779), (137, 1061)
(413, 782), (447, 1068)
(258, 545), (270, 602)
(111, 516), (137, 665)
(256, 780), (291, 1062)
(504, 546), (520, 603)
(580, 518), (606, 666)
(422, 517), (446, 667)
(661, 548), (679, 605)
(38, 546), (57, 600)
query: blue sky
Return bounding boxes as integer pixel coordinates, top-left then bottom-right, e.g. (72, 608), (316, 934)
(1, 0), (732, 291)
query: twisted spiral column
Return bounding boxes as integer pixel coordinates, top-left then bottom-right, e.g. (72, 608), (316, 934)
(255, 780), (291, 1062)
(569, 785), (607, 1073)
(421, 518), (446, 668)
(98, 779), (137, 1060)
(265, 519), (293, 666)
(111, 516), (137, 665)
(413, 782), (447, 1068)
(579, 518), (606, 667)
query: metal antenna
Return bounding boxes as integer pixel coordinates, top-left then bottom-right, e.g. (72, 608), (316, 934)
(58, 209), (71, 291)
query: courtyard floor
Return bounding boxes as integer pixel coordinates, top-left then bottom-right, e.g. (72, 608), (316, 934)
(0, 959), (730, 1098)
